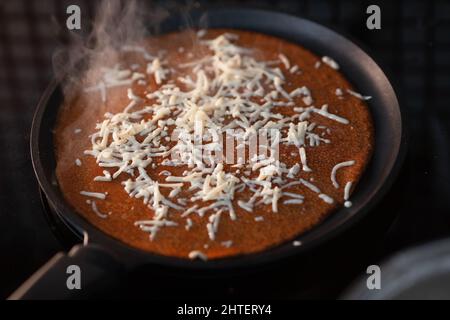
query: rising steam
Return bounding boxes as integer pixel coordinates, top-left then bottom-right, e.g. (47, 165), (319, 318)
(52, 0), (201, 97)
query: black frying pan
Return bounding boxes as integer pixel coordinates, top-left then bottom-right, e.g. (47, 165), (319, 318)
(11, 8), (405, 299)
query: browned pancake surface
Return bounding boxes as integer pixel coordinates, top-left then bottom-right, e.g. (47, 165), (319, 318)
(54, 29), (373, 259)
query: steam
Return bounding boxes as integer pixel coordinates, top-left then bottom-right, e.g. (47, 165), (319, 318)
(53, 0), (181, 97)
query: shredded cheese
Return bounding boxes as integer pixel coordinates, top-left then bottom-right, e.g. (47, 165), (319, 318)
(321, 56), (339, 70)
(79, 32), (363, 247)
(346, 89), (372, 100)
(80, 191), (106, 200)
(331, 160), (356, 189)
(188, 250), (208, 261)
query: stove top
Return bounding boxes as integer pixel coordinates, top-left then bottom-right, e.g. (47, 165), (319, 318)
(1, 0), (449, 299)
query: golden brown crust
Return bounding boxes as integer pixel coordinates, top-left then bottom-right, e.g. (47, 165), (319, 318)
(54, 29), (373, 259)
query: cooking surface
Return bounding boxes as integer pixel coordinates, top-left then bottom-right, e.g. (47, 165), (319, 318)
(54, 29), (373, 259)
(0, 0), (449, 299)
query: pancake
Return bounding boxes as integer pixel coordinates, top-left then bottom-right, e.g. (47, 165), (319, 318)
(54, 29), (374, 260)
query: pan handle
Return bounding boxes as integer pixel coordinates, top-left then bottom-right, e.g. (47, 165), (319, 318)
(8, 244), (125, 300)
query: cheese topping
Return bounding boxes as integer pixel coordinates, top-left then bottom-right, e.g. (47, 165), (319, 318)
(79, 32), (366, 250)
(331, 160), (356, 189)
(188, 250), (208, 261)
(321, 56), (340, 70)
(346, 89), (372, 101)
(344, 181), (353, 208)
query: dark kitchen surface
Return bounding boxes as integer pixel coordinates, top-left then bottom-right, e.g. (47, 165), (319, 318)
(0, 0), (449, 299)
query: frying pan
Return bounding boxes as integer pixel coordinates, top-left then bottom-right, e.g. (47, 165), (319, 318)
(10, 8), (405, 299)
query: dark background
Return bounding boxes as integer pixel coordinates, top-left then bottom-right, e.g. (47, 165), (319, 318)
(0, 0), (449, 299)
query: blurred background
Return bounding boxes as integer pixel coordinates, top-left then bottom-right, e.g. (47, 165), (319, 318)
(0, 0), (449, 299)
